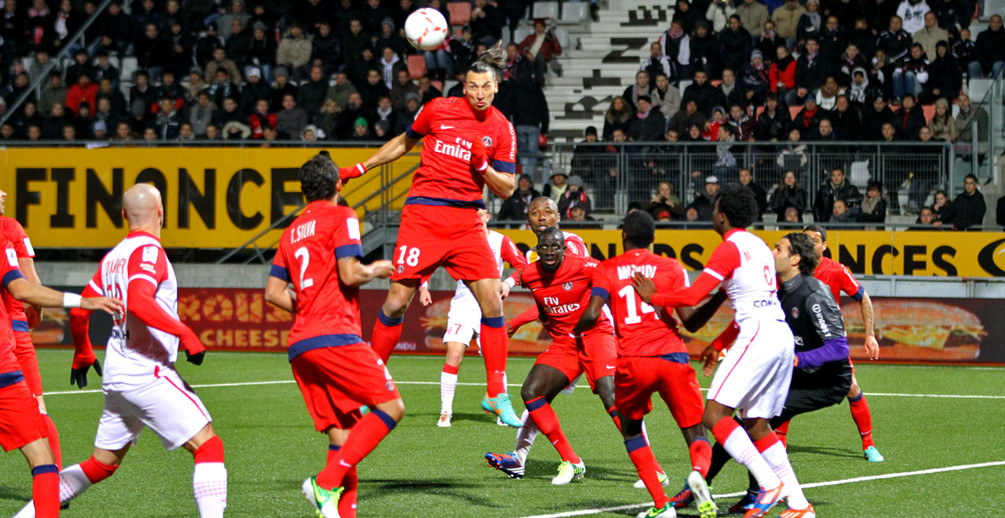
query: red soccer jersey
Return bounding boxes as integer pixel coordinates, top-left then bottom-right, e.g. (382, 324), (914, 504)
(405, 97), (517, 204)
(0, 217), (33, 324)
(593, 249), (690, 357)
(0, 238), (25, 375)
(814, 256), (863, 302)
(513, 254), (613, 339)
(271, 201), (365, 359)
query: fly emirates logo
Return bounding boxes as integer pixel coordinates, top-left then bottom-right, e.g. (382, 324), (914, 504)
(543, 295), (579, 315)
(616, 264), (657, 280)
(434, 137), (473, 162)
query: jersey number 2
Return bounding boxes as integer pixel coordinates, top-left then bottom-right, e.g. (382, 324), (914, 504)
(618, 285), (655, 325)
(397, 246), (421, 267)
(295, 247), (314, 289)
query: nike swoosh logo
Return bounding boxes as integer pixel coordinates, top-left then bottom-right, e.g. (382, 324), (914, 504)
(440, 124), (454, 129)
(339, 460), (352, 468)
(606, 365), (616, 369)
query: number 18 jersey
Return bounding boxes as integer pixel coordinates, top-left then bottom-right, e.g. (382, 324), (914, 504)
(593, 249), (690, 357)
(271, 201), (365, 360)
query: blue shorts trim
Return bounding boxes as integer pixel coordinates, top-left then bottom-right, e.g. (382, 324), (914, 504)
(12, 320), (29, 333)
(0, 370), (26, 389)
(657, 352), (691, 365)
(288, 334), (366, 362)
(404, 196), (487, 209)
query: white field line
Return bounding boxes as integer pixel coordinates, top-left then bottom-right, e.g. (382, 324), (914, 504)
(514, 460), (1005, 518)
(41, 379), (1005, 399)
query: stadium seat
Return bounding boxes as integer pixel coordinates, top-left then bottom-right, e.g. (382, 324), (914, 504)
(431, 80), (444, 92)
(970, 21), (988, 38)
(513, 26), (533, 44)
(968, 78), (994, 101)
(558, 2), (588, 24)
(981, 0), (1005, 20)
(532, 1), (560, 21)
(789, 105), (802, 120)
(553, 27), (570, 50)
(407, 55), (427, 79)
(922, 104), (935, 122)
(121, 56), (138, 80)
(447, 1), (471, 27)
(849, 160), (871, 188)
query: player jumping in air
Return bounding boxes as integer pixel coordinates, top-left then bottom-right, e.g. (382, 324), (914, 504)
(485, 228), (620, 484)
(632, 184), (810, 518)
(573, 211), (725, 518)
(417, 208), (526, 428)
(337, 41), (523, 427)
(800, 225), (883, 462)
(0, 235), (120, 518)
(17, 184), (225, 518)
(265, 154), (402, 518)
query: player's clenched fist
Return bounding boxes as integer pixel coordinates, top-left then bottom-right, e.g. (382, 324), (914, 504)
(83, 296), (124, 315)
(470, 137), (490, 172)
(339, 163), (366, 185)
(371, 259), (394, 278)
(181, 332), (207, 365)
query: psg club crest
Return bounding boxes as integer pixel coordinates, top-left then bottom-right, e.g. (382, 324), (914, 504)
(791, 307), (799, 318)
(563, 282), (573, 291)
(482, 136), (493, 147)
(397, 265), (404, 274)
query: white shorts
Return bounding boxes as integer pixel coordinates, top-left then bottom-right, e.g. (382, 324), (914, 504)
(707, 319), (794, 420)
(442, 297), (482, 346)
(95, 369), (212, 452)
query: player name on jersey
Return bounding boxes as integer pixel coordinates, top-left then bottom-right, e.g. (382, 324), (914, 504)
(616, 264), (657, 281)
(290, 220), (317, 244)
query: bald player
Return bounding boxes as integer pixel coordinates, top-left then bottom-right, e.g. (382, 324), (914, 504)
(17, 185), (228, 518)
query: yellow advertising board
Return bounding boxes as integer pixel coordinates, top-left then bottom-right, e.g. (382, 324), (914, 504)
(498, 229), (1005, 278)
(0, 147), (418, 249)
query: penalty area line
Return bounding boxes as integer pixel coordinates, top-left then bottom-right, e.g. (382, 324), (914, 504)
(513, 460), (1005, 518)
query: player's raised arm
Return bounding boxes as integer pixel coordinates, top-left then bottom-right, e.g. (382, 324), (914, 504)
(338, 132), (421, 184)
(4, 275), (121, 315)
(633, 241), (738, 308)
(471, 135), (516, 198)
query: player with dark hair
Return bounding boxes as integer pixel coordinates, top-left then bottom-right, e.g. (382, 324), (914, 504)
(800, 225), (884, 462)
(337, 41), (524, 427)
(573, 210), (725, 518)
(266, 153), (401, 518)
(632, 183), (810, 518)
(485, 227), (620, 484)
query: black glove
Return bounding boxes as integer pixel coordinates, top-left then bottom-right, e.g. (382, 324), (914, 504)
(186, 349), (206, 366)
(70, 358), (102, 389)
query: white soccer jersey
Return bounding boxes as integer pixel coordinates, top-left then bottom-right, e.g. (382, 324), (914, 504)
(90, 232), (181, 388)
(445, 230), (527, 341)
(703, 229), (785, 327)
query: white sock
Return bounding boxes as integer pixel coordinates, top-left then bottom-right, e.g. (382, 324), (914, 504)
(440, 371), (458, 414)
(720, 426), (781, 489)
(193, 462), (227, 518)
(760, 441), (808, 508)
(513, 410), (539, 465)
(13, 464), (92, 518)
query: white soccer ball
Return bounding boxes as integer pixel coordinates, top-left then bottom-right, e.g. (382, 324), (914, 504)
(405, 8), (449, 51)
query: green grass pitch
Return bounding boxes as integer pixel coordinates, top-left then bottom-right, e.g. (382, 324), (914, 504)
(1, 350), (1004, 517)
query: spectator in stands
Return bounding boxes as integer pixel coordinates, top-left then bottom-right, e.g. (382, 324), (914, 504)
(772, 0), (805, 46)
(647, 73), (679, 121)
(687, 174), (719, 221)
(863, 95), (895, 140)
(647, 181), (685, 220)
(39, 72), (67, 116)
(296, 65), (327, 117)
(623, 71), (653, 113)
(642, 41), (678, 88)
(938, 174), (986, 229)
(793, 36), (826, 105)
(336, 92), (367, 139)
(913, 12), (947, 64)
(184, 68), (205, 102)
(836, 44), (867, 87)
(65, 50), (95, 88)
(0, 123), (14, 141)
(215, 96), (249, 139)
(72, 103), (93, 139)
(209, 68), (240, 110)
(659, 20), (692, 82)
(955, 93), (989, 151)
(818, 16), (846, 63)
(829, 198), (857, 227)
(94, 97), (122, 136)
(205, 46), (243, 86)
(739, 167), (769, 219)
(360, 67), (390, 109)
(791, 96), (823, 134)
(682, 69), (719, 117)
(154, 97), (183, 140)
(225, 18), (252, 68)
(65, 72), (98, 117)
(269, 67), (297, 112)
(245, 21), (277, 82)
(373, 94), (400, 138)
(673, 0), (704, 35)
(237, 67), (267, 113)
(952, 28), (976, 72)
(815, 75), (844, 110)
(328, 71), (358, 111)
(727, 103), (756, 141)
(740, 50), (770, 106)
(12, 102), (43, 139)
(716, 68), (743, 110)
(376, 18), (408, 62)
(897, 0), (930, 34)
(389, 69), (418, 109)
(856, 180), (887, 225)
(846, 67), (873, 109)
(135, 23), (171, 82)
(923, 41), (961, 105)
(755, 92), (790, 141)
(42, 102), (70, 139)
(559, 176), (593, 219)
(450, 25), (477, 73)
(892, 44), (929, 104)
(755, 21), (782, 61)
(877, 15), (913, 64)
(970, 14), (1005, 78)
(194, 22), (224, 70)
(720, 15), (753, 73)
(470, 0), (504, 46)
(92, 51), (120, 87)
(814, 167), (862, 221)
(189, 91), (215, 137)
(510, 76), (550, 183)
(690, 22), (721, 80)
(928, 98), (956, 142)
(777, 128), (809, 173)
(314, 99), (341, 139)
(276, 93), (308, 140)
(706, 0), (736, 33)
(24, 124), (42, 142)
(543, 171), (569, 205)
(176, 122), (195, 142)
(797, 0), (823, 44)
(111, 121), (134, 141)
(828, 94), (858, 139)
(217, 0), (251, 40)
(61, 123), (78, 142)
(277, 23), (312, 82)
(342, 18), (368, 65)
(498, 174), (539, 222)
(519, 19), (563, 86)
(629, 95), (666, 144)
(932, 189), (951, 223)
(806, 116), (838, 143)
(603, 96), (634, 141)
(248, 98), (276, 139)
(894, 94), (925, 139)
(770, 170), (809, 221)
(913, 206), (937, 228)
(738, 0), (769, 43)
(570, 126), (602, 184)
(770, 44), (797, 100)
(378, 46), (406, 91)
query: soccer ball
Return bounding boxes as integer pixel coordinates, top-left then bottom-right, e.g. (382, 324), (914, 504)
(405, 8), (448, 51)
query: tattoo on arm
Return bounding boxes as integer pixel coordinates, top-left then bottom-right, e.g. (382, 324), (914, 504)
(861, 292), (875, 337)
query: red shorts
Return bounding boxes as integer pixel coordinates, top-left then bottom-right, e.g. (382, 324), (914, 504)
(535, 332), (616, 391)
(615, 355), (705, 427)
(291, 344), (401, 432)
(0, 380), (47, 452)
(13, 331), (42, 397)
(391, 204), (499, 282)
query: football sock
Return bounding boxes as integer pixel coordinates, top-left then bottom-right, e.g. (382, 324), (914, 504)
(192, 436), (227, 518)
(774, 420), (790, 447)
(704, 441), (732, 485)
(689, 436), (713, 478)
(371, 309), (404, 364)
(526, 396), (580, 463)
(479, 317), (508, 395)
(329, 445), (357, 518)
(440, 364), (459, 414)
(755, 433), (808, 508)
(625, 436), (668, 508)
(848, 392), (875, 449)
(317, 410), (397, 490)
(41, 415), (61, 470)
(640, 419), (666, 475)
(606, 406), (623, 432)
(513, 410), (539, 465)
(711, 417), (780, 489)
(30, 465), (58, 518)
(14, 457), (120, 518)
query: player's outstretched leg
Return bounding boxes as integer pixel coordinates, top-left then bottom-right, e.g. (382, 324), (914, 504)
(479, 315), (521, 427)
(848, 379), (883, 461)
(753, 432), (813, 518)
(438, 340), (466, 427)
(14, 450), (120, 518)
(633, 420), (669, 489)
(624, 434), (673, 518)
(524, 396), (584, 484)
(707, 414), (783, 518)
(372, 309), (405, 364)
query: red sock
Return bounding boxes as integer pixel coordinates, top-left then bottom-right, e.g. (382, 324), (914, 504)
(79, 456), (118, 484)
(317, 410), (397, 490)
(30, 464), (59, 518)
(607, 406), (622, 433)
(479, 317), (508, 395)
(442, 364), (459, 375)
(689, 437), (713, 478)
(193, 436), (225, 464)
(774, 420), (790, 448)
(371, 310), (404, 364)
(329, 445), (357, 518)
(753, 432), (781, 453)
(42, 414), (61, 470)
(625, 436), (668, 508)
(526, 396), (579, 463)
(848, 392), (875, 448)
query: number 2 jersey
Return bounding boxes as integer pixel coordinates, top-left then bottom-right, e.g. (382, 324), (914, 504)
(271, 200), (365, 360)
(512, 254), (613, 342)
(592, 249), (691, 358)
